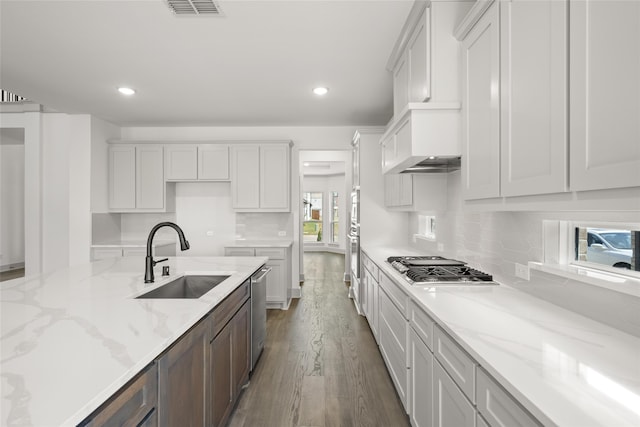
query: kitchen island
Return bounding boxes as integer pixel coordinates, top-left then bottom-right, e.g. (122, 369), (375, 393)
(0, 256), (266, 426)
(363, 246), (640, 427)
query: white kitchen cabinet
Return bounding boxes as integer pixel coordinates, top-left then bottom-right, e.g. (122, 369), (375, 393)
(385, 174), (447, 211)
(569, 0), (640, 191)
(108, 145), (136, 210)
(91, 243), (175, 261)
(109, 144), (171, 212)
(409, 327), (433, 427)
(378, 287), (409, 412)
(393, 53), (409, 118)
(500, 0), (568, 197)
(198, 145), (229, 180)
(165, 144), (230, 181)
(231, 143), (290, 212)
(477, 367), (540, 427)
(361, 252), (380, 342)
(433, 360), (476, 427)
(224, 245), (291, 309)
(164, 145), (198, 181)
(434, 326), (476, 403)
(460, 0), (501, 200)
(408, 7), (431, 103)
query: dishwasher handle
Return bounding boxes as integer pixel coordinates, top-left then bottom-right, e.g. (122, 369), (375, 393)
(251, 266), (272, 282)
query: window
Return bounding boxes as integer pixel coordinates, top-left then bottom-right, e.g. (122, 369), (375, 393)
(574, 226), (639, 272)
(416, 214), (436, 241)
(330, 191), (339, 243)
(303, 192), (323, 242)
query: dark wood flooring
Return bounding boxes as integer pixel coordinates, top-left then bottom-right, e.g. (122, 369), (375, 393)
(227, 252), (409, 427)
(0, 267), (25, 282)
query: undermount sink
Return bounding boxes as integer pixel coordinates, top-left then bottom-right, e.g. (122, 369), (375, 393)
(136, 275), (230, 299)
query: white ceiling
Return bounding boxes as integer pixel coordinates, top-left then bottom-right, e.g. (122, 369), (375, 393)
(0, 0), (413, 127)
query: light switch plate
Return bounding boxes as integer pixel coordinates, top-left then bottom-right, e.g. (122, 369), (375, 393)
(515, 263), (530, 280)
(278, 231), (286, 237)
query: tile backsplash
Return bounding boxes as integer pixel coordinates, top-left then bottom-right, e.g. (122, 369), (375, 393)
(235, 212), (293, 240)
(410, 171), (640, 337)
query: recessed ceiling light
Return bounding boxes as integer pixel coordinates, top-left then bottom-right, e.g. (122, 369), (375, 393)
(118, 87), (136, 96)
(313, 87), (329, 96)
(303, 162), (310, 167)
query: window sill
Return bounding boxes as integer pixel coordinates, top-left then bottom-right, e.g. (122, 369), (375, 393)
(529, 262), (640, 298)
(414, 234), (436, 242)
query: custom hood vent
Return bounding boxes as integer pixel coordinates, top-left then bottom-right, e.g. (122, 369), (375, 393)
(166, 0), (223, 15)
(400, 156), (461, 174)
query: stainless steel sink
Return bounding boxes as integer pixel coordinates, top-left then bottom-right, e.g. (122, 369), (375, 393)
(136, 275), (230, 299)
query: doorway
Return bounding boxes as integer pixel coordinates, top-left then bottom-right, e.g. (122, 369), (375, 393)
(298, 150), (351, 283)
(0, 128), (25, 281)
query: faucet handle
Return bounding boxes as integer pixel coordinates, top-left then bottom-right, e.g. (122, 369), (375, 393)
(153, 258), (169, 266)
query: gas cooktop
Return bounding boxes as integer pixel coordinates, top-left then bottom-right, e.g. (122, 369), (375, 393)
(387, 256), (496, 286)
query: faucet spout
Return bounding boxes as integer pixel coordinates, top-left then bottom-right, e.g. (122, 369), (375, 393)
(144, 222), (190, 283)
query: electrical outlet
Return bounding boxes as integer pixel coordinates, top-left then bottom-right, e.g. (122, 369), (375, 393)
(278, 231), (286, 237)
(515, 263), (530, 280)
(206, 230), (214, 237)
(437, 243), (444, 252)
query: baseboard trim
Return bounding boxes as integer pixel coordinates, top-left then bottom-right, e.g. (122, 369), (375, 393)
(0, 262), (25, 273)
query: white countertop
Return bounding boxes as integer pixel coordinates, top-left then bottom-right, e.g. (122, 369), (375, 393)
(363, 246), (640, 427)
(91, 239), (176, 248)
(224, 239), (293, 248)
(0, 256), (267, 426)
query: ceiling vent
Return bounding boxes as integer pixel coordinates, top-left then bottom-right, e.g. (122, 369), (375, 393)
(165, 0), (223, 16)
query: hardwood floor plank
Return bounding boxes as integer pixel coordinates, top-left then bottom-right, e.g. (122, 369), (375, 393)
(226, 252), (409, 427)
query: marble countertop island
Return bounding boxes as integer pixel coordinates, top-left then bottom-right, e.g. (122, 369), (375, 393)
(364, 245), (640, 427)
(0, 256), (267, 426)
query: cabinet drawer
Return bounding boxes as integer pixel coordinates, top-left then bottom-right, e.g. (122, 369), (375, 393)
(83, 363), (157, 427)
(224, 247), (256, 257)
(211, 280), (250, 339)
(477, 367), (541, 427)
(122, 248), (146, 257)
(361, 252), (379, 281)
(409, 300), (435, 352)
(434, 326), (476, 403)
(379, 272), (409, 319)
(255, 247), (286, 260)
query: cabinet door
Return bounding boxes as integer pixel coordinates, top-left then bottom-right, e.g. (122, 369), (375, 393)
(231, 145), (260, 209)
(409, 7), (431, 102)
(500, 0), (568, 197)
(410, 328), (433, 427)
(569, 0), (640, 191)
(165, 145), (197, 181)
(399, 174), (413, 207)
(378, 289), (409, 410)
(265, 259), (286, 303)
(394, 53), (409, 117)
(136, 145), (165, 209)
(210, 323), (233, 427)
(433, 361), (475, 427)
(232, 300), (250, 399)
(92, 248), (123, 260)
(158, 320), (207, 427)
(260, 144), (290, 210)
(224, 247), (256, 257)
(108, 145), (136, 210)
(461, 2), (500, 200)
(199, 145), (229, 180)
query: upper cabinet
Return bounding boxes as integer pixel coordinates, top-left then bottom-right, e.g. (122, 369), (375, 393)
(109, 144), (173, 212)
(230, 142), (291, 212)
(459, 1), (501, 200)
(165, 144), (230, 181)
(457, 0), (639, 202)
(569, 0), (640, 191)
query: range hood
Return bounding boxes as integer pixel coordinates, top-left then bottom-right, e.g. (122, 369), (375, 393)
(380, 103), (462, 174)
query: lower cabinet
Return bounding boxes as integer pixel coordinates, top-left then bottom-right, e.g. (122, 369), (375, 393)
(409, 328), (433, 427)
(210, 300), (251, 427)
(81, 363), (158, 427)
(81, 280), (251, 427)
(433, 360), (476, 427)
(158, 318), (208, 427)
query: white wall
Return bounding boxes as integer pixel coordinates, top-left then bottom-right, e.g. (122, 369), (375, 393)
(0, 137), (25, 269)
(409, 171), (640, 337)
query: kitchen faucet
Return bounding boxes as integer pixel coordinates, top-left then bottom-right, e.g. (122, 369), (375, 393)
(144, 222), (190, 283)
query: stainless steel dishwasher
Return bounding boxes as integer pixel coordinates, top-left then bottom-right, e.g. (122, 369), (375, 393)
(250, 265), (271, 372)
